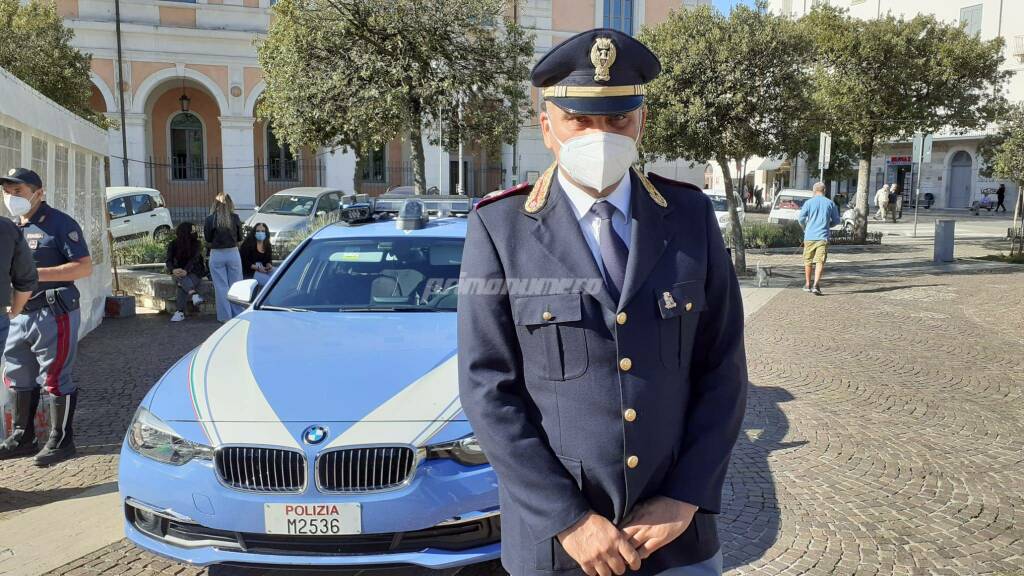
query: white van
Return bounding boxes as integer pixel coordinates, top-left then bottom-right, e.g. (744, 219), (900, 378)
(106, 187), (174, 240)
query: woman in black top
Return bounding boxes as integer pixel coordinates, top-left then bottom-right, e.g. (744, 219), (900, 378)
(166, 222), (206, 322)
(203, 193), (243, 321)
(240, 222), (274, 283)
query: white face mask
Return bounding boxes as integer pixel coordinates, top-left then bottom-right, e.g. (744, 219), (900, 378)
(4, 193), (33, 218)
(552, 126), (640, 192)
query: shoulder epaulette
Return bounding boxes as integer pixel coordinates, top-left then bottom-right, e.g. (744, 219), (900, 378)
(475, 182), (532, 210)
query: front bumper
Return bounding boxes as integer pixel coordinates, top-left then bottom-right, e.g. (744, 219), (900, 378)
(118, 443), (500, 568)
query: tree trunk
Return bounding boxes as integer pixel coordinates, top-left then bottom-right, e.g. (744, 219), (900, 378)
(1012, 185), (1023, 256)
(719, 157), (746, 274)
(853, 139), (875, 243)
(410, 100), (427, 195)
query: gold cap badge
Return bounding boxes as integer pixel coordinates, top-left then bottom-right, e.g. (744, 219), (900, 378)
(590, 37), (616, 82)
(7, 169), (15, 176)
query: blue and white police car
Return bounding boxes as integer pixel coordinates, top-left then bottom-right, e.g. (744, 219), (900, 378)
(118, 197), (500, 570)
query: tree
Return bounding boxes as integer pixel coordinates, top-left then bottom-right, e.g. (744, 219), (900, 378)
(978, 104), (1024, 255)
(802, 6), (1009, 241)
(640, 2), (813, 272)
(0, 0), (106, 127)
(257, 0), (532, 195)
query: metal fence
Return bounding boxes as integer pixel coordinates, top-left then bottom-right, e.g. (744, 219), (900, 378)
(357, 162), (504, 197)
(145, 157), (326, 224)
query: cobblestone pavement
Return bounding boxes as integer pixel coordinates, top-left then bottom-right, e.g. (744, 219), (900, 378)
(34, 255), (1024, 576)
(0, 313), (220, 522)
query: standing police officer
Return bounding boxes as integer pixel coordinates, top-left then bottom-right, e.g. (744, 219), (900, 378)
(0, 168), (92, 466)
(458, 30), (747, 576)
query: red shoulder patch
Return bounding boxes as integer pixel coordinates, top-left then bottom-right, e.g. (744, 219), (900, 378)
(475, 182), (532, 209)
(646, 172), (703, 194)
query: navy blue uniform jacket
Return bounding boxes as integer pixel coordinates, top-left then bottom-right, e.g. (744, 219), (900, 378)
(457, 168), (748, 575)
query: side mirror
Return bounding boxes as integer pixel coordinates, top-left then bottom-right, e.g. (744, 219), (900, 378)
(227, 279), (259, 307)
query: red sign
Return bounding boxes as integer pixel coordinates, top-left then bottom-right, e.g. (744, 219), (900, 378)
(889, 156), (912, 164)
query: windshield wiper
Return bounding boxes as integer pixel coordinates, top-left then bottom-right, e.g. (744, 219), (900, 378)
(260, 305), (311, 312)
(338, 306), (440, 312)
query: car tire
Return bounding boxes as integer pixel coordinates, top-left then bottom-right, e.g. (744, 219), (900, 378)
(153, 225), (172, 241)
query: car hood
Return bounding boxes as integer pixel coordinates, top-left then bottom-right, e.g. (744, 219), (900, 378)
(246, 212), (309, 234)
(148, 311), (461, 449)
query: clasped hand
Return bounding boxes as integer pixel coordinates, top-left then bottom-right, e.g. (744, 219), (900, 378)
(557, 497), (697, 576)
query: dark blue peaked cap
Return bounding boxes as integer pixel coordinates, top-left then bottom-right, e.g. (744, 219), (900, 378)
(531, 28), (661, 115)
(0, 168), (43, 188)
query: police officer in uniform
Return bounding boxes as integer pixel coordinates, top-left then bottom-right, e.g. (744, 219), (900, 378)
(0, 168), (92, 466)
(458, 30), (747, 576)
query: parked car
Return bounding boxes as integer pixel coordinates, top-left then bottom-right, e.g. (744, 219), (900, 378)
(768, 189), (814, 225)
(119, 198), (498, 571)
(245, 187), (351, 245)
(703, 189), (745, 231)
(106, 187), (174, 241)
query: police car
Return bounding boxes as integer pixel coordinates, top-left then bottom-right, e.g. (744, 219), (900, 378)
(118, 197), (500, 570)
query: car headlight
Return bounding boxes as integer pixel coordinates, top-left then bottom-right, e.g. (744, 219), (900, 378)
(127, 407), (213, 465)
(425, 435), (488, 466)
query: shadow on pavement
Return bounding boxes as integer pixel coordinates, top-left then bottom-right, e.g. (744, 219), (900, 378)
(0, 480), (117, 515)
(720, 384), (804, 571)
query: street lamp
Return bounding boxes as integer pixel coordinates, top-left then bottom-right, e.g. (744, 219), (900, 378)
(179, 77), (191, 113)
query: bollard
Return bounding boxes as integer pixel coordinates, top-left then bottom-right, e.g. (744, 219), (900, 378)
(934, 219), (955, 263)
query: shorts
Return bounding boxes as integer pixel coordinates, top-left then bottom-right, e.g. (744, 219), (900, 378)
(803, 240), (829, 265)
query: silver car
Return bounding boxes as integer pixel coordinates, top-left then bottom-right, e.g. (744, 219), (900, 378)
(245, 187), (351, 244)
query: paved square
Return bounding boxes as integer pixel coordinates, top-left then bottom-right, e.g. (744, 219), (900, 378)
(5, 255), (1021, 576)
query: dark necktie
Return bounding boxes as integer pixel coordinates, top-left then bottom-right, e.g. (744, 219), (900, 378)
(590, 201), (628, 302)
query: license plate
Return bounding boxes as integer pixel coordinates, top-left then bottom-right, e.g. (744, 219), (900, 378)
(263, 503), (361, 535)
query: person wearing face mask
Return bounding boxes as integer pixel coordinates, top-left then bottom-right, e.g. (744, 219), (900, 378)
(0, 168), (92, 467)
(458, 29), (747, 576)
(166, 222), (206, 323)
(239, 222), (274, 285)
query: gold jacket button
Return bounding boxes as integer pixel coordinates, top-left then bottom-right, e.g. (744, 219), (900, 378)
(616, 312), (627, 325)
(626, 455), (639, 469)
(619, 357), (632, 372)
(685, 302), (693, 312)
(542, 311), (553, 321)
(623, 408), (637, 422)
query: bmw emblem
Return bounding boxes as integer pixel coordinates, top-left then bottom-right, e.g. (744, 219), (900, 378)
(303, 425), (328, 445)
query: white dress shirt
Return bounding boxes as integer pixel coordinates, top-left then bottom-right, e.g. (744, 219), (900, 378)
(558, 169), (632, 275)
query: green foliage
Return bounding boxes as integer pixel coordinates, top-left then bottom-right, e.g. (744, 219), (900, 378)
(257, 0), (533, 193)
(732, 221), (804, 249)
(640, 1), (813, 272)
(978, 104), (1024, 188)
(800, 5), (1009, 240)
(113, 237), (171, 267)
(0, 0), (107, 127)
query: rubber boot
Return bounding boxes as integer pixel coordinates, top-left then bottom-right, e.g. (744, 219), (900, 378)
(34, 392), (77, 467)
(0, 389), (40, 459)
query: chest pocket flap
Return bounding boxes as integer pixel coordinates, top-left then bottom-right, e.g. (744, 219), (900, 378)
(511, 293), (582, 326)
(511, 293), (588, 381)
(657, 281), (707, 320)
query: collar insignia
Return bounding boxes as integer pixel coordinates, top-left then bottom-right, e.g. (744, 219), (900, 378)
(635, 170), (668, 208)
(590, 37), (617, 82)
(524, 163), (557, 213)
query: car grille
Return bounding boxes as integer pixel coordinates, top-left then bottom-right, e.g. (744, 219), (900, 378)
(316, 446), (417, 493)
(156, 514), (501, 556)
(215, 447), (306, 493)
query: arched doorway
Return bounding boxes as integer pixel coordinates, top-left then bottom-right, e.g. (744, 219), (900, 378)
(948, 151), (973, 209)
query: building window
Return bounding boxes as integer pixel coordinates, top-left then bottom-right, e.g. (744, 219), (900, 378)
(0, 126), (21, 177)
(53, 144), (69, 210)
(266, 125), (297, 181)
(960, 4), (982, 36)
(31, 137), (48, 182)
(361, 147), (385, 183)
(90, 156), (105, 265)
(604, 0), (634, 35)
(170, 112), (204, 180)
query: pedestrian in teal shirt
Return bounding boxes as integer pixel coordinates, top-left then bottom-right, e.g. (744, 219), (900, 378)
(798, 182), (840, 295)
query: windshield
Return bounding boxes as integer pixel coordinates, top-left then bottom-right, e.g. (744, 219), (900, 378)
(774, 195), (809, 211)
(259, 195), (316, 216)
(708, 196), (728, 212)
(261, 237), (464, 312)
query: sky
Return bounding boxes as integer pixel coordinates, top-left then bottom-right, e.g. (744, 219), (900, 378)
(711, 0), (756, 14)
